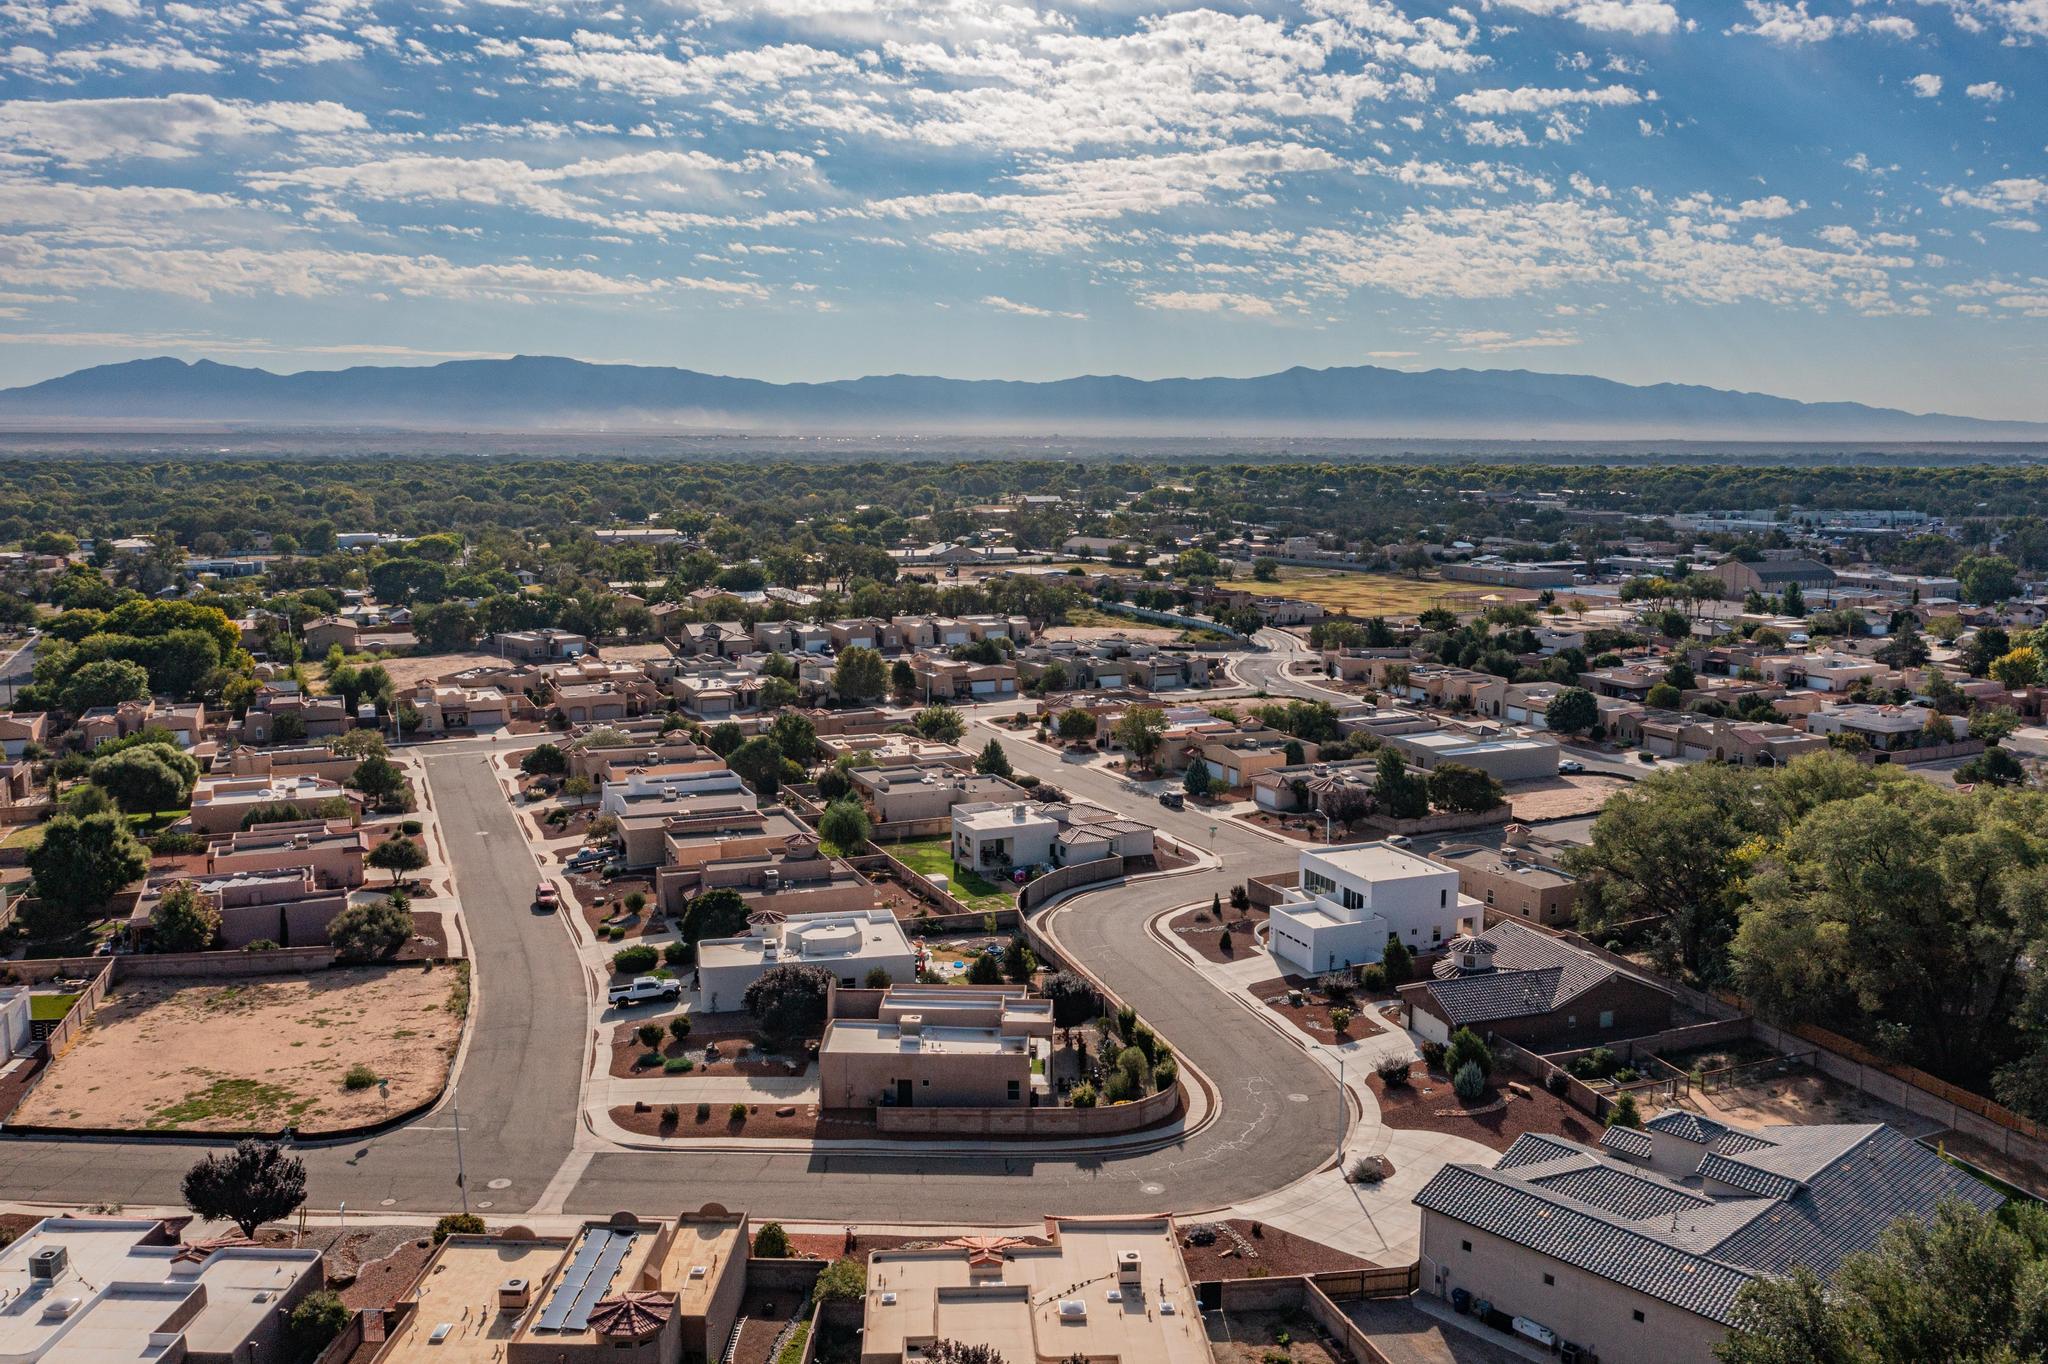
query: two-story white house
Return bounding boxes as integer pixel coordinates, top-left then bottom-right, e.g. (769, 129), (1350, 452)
(1268, 843), (1479, 976)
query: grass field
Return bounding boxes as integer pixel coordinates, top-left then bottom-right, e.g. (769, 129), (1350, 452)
(885, 837), (1016, 911)
(1255, 567), (1535, 618)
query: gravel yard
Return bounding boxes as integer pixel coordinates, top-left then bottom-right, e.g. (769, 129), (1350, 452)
(15, 964), (465, 1134)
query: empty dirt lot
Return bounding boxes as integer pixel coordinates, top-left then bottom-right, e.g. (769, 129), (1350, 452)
(16, 965), (465, 1134)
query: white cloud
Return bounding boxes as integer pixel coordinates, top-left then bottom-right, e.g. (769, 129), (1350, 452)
(1139, 290), (1280, 316)
(1462, 120), (1532, 146)
(1487, 0), (1679, 36)
(1453, 83), (1647, 115)
(982, 294), (1085, 319)
(0, 94), (367, 164)
(1439, 326), (1580, 350)
(1965, 81), (2008, 102)
(256, 32), (364, 66)
(1908, 73), (1943, 97)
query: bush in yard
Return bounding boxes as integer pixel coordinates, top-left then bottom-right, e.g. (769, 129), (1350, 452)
(1317, 970), (1355, 1002)
(1349, 1156), (1390, 1186)
(743, 963), (832, 1041)
(1218, 927), (1234, 955)
(638, 1050), (662, 1068)
(1608, 1092), (1644, 1129)
(1114, 1004), (1137, 1040)
(752, 1221), (792, 1257)
(696, 1102), (711, 1122)
(144, 830), (207, 857)
(433, 1212), (486, 1243)
(1381, 935), (1414, 985)
(968, 951), (1003, 985)
(668, 1015), (693, 1042)
(181, 1140), (306, 1236)
(1377, 1057), (1411, 1088)
(1153, 1055), (1179, 1090)
(864, 967), (892, 988)
(1043, 972), (1096, 1029)
(680, 886), (749, 946)
(343, 1063), (378, 1090)
(663, 941), (690, 966)
(1445, 1026), (1493, 1079)
(400, 818), (423, 837)
(1230, 884), (1250, 912)
(813, 1255), (868, 1303)
(1569, 1046), (1618, 1080)
(367, 834), (428, 887)
(1420, 1040), (1447, 1072)
(1069, 1082), (1097, 1108)
(521, 743), (567, 776)
(660, 1104), (678, 1127)
(664, 1056), (694, 1074)
(1362, 963), (1387, 992)
(1103, 1068), (1138, 1103)
(623, 890), (647, 914)
(728, 1102), (749, 1122)
(636, 1021), (664, 1047)
(328, 897), (413, 962)
(285, 1290), (351, 1364)
(150, 882), (220, 953)
(924, 1342), (1006, 1364)
(1452, 1061), (1486, 1100)
(1545, 1070), (1569, 1096)
(1329, 1006), (1353, 1035)
(611, 943), (658, 974)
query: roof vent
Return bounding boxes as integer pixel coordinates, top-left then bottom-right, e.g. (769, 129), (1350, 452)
(40, 1297), (80, 1322)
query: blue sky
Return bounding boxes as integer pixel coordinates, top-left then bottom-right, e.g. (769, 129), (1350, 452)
(0, 0), (2041, 418)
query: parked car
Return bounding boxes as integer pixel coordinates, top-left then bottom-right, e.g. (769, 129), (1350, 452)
(1637, 751), (1659, 764)
(1158, 791), (1185, 810)
(608, 976), (682, 1007)
(1558, 759), (1585, 774)
(534, 882), (560, 911)
(566, 847), (608, 870)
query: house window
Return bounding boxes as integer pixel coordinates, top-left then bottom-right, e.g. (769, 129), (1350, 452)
(1633, 1311), (1645, 1323)
(1440, 889), (1448, 908)
(1543, 1274), (1555, 1286)
(1600, 1010), (1615, 1029)
(1461, 1241), (1472, 1253)
(1485, 890), (1495, 905)
(1341, 888), (1364, 910)
(1008, 1080), (1021, 1100)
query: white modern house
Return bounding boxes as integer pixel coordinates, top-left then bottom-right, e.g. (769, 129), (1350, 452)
(1267, 843), (1479, 976)
(951, 801), (1061, 872)
(695, 908), (918, 1012)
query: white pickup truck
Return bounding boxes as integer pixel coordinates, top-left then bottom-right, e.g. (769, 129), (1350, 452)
(608, 976), (682, 1007)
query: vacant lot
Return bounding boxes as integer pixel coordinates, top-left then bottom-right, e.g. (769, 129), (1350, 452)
(1506, 774), (1629, 821)
(1256, 568), (1475, 618)
(17, 965), (464, 1134)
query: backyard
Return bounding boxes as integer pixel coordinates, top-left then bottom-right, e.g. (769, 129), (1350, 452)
(883, 838), (1016, 912)
(14, 964), (465, 1133)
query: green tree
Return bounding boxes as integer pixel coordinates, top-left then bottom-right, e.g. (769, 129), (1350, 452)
(1426, 762), (1505, 814)
(1544, 686), (1599, 735)
(433, 1213), (486, 1243)
(681, 887), (750, 946)
(728, 735), (785, 795)
(1445, 1026), (1493, 1078)
(975, 738), (1014, 779)
(1607, 1092), (1643, 1130)
(59, 657), (151, 712)
(1957, 554), (2020, 606)
(150, 882), (220, 952)
(1372, 748), (1429, 820)
(914, 703), (966, 743)
(181, 1139), (306, 1236)
(768, 710), (820, 765)
(1112, 705), (1167, 772)
(327, 728), (389, 761)
(1182, 761), (1213, 798)
(813, 1256), (868, 1303)
(284, 1290), (351, 1364)
(744, 963), (832, 1041)
(832, 645), (887, 704)
(1645, 681), (1683, 710)
(348, 754), (409, 807)
(1781, 580), (1806, 617)
(25, 812), (149, 934)
(818, 799), (871, 853)
(891, 657), (918, 702)
(520, 742), (567, 775)
(706, 721), (745, 757)
(90, 744), (197, 813)
(968, 952), (1003, 985)
(1990, 646), (2044, 690)
(328, 897), (414, 960)
(752, 1221), (792, 1258)
(368, 834), (428, 887)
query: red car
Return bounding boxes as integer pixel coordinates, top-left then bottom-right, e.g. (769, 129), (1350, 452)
(534, 882), (560, 911)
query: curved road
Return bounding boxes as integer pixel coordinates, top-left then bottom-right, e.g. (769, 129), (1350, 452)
(0, 632), (1355, 1222)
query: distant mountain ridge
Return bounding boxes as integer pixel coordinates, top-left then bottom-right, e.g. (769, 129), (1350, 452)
(0, 354), (2040, 440)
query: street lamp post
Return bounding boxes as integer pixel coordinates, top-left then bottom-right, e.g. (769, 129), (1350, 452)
(451, 1088), (469, 1215)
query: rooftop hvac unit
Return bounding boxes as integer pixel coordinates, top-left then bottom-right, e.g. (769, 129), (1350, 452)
(763, 870), (781, 892)
(1116, 1251), (1142, 1285)
(498, 1278), (531, 1311)
(28, 1247), (67, 1283)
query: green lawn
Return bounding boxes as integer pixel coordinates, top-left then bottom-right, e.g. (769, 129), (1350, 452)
(29, 992), (79, 1023)
(1, 823), (45, 852)
(886, 838), (1016, 911)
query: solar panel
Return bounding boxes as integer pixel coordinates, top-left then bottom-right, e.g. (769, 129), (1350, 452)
(563, 1232), (636, 1331)
(536, 1231), (612, 1332)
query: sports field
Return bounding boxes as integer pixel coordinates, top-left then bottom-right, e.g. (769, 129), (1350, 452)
(1253, 567), (1531, 617)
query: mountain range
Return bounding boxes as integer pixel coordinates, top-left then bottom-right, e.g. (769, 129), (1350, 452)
(0, 355), (2040, 441)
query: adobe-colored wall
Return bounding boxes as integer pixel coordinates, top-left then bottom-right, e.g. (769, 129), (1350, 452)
(872, 1081), (1179, 1136)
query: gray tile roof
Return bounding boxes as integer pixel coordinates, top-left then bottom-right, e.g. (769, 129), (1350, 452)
(1645, 1110), (1733, 1145)
(1599, 1126), (1654, 1159)
(1415, 1119), (2002, 1326)
(1418, 920), (1662, 1027)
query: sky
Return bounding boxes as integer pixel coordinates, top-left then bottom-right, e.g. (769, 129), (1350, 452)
(0, 0), (2042, 419)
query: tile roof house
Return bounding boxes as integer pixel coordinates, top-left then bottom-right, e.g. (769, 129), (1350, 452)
(1397, 921), (1671, 1047)
(1415, 1116), (2000, 1364)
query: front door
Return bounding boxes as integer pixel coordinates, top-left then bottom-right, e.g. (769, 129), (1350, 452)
(897, 1079), (914, 1108)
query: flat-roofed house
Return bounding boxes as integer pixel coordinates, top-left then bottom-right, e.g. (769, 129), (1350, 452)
(206, 818), (367, 888)
(819, 987), (1052, 1109)
(189, 774), (358, 835)
(696, 908), (918, 1012)
(1268, 843), (1478, 975)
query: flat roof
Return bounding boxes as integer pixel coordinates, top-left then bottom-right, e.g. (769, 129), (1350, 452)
(825, 1020), (1029, 1057)
(1306, 842), (1454, 883)
(384, 1237), (569, 1364)
(866, 1218), (1207, 1364)
(656, 1219), (745, 1318)
(954, 804), (1057, 833)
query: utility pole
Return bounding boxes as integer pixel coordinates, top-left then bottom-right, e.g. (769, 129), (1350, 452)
(451, 1088), (469, 1214)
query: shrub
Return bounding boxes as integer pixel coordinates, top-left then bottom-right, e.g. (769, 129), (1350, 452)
(1153, 1056), (1179, 1090)
(1420, 1041), (1447, 1072)
(1608, 1092), (1644, 1129)
(343, 1063), (378, 1091)
(637, 1050), (662, 1068)
(813, 1255), (868, 1303)
(1445, 1026), (1493, 1080)
(636, 1021), (664, 1048)
(668, 1015), (693, 1042)
(752, 1221), (792, 1257)
(660, 1104), (678, 1127)
(624, 891), (648, 914)
(744, 963), (832, 1041)
(1569, 1046), (1618, 1080)
(1317, 970), (1355, 1003)
(1329, 1006), (1353, 1035)
(1104, 1068), (1138, 1103)
(1349, 1156), (1388, 1185)
(285, 1290), (351, 1364)
(611, 944), (658, 974)
(1452, 1061), (1486, 1100)
(1377, 1058), (1411, 1088)
(329, 898), (413, 962)
(728, 1102), (748, 1122)
(664, 1056), (694, 1074)
(400, 818), (423, 837)
(663, 941), (690, 966)
(244, 939), (281, 952)
(1545, 1071), (1569, 1097)
(145, 830), (207, 856)
(433, 1212), (485, 1243)
(1069, 1083), (1098, 1108)
(864, 967), (892, 988)
(1361, 963), (1387, 992)
(696, 1102), (711, 1122)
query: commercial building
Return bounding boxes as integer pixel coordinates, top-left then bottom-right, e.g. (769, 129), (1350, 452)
(861, 1217), (1209, 1364)
(1712, 558), (1838, 599)
(1399, 922), (1671, 1047)
(1268, 843), (1477, 976)
(0, 1216), (322, 1364)
(1415, 1116), (2000, 1364)
(696, 908), (918, 1012)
